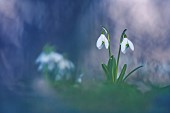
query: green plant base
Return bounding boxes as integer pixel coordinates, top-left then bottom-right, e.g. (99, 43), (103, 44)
(51, 82), (151, 113)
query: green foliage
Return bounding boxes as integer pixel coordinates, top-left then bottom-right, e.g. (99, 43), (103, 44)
(108, 55), (117, 82)
(117, 64), (127, 83)
(43, 44), (56, 54)
(101, 64), (110, 81)
(55, 83), (149, 113)
(102, 55), (117, 83)
(123, 65), (143, 81)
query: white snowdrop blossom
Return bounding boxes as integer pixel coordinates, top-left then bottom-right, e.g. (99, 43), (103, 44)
(96, 34), (109, 49)
(121, 38), (134, 54)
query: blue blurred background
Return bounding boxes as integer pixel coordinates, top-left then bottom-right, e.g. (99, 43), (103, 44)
(0, 0), (170, 113)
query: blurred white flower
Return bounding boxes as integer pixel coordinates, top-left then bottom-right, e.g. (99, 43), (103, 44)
(36, 49), (78, 82)
(58, 58), (75, 70)
(76, 73), (84, 84)
(121, 38), (134, 54)
(49, 52), (63, 62)
(96, 34), (109, 49)
(36, 53), (50, 64)
(36, 52), (63, 71)
(55, 58), (75, 81)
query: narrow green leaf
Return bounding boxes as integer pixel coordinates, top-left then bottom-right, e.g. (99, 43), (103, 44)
(117, 64), (127, 83)
(107, 55), (114, 82)
(102, 64), (110, 81)
(107, 55), (113, 72)
(123, 65), (143, 81)
(111, 56), (117, 82)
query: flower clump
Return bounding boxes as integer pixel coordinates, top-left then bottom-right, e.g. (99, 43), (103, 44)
(96, 27), (142, 84)
(35, 44), (79, 83)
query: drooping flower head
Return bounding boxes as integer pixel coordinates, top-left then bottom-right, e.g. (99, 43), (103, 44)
(121, 34), (134, 54)
(96, 26), (109, 49)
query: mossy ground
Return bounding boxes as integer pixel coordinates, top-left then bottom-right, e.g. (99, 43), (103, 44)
(50, 81), (154, 113)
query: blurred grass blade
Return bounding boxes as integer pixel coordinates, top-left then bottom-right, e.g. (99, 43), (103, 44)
(117, 64), (127, 83)
(102, 64), (110, 81)
(123, 66), (143, 81)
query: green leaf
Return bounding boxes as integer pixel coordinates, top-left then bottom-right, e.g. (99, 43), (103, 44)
(123, 65), (143, 81)
(108, 56), (117, 82)
(102, 64), (110, 81)
(107, 56), (114, 82)
(107, 55), (113, 72)
(117, 64), (127, 83)
(112, 57), (117, 81)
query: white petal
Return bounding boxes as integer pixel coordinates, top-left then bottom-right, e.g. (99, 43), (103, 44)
(103, 36), (109, 49)
(58, 59), (73, 70)
(38, 53), (50, 63)
(49, 52), (63, 62)
(48, 62), (55, 71)
(121, 38), (128, 54)
(122, 49), (126, 54)
(98, 44), (104, 49)
(127, 39), (134, 51)
(96, 34), (105, 49)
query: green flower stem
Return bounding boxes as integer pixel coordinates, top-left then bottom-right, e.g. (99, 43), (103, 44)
(116, 44), (121, 79)
(108, 34), (112, 58)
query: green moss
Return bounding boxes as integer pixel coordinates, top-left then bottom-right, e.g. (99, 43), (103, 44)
(51, 83), (150, 113)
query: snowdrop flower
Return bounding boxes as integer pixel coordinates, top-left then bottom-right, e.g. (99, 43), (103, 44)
(96, 34), (109, 49)
(121, 37), (134, 54)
